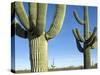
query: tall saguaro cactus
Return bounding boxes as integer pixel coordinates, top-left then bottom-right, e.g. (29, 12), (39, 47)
(72, 6), (97, 69)
(12, 2), (66, 72)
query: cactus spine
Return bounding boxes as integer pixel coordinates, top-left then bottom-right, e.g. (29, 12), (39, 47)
(72, 6), (97, 69)
(12, 2), (66, 72)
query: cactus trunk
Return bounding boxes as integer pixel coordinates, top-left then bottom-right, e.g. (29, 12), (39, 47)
(83, 7), (91, 68)
(84, 47), (91, 69)
(29, 33), (48, 72)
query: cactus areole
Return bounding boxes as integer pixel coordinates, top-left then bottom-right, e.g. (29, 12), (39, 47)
(72, 6), (97, 69)
(12, 2), (66, 72)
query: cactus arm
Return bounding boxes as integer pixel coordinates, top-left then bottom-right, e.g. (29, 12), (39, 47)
(16, 23), (28, 38)
(86, 36), (97, 49)
(91, 38), (97, 49)
(11, 19), (27, 38)
(73, 29), (84, 53)
(36, 3), (48, 36)
(88, 27), (97, 49)
(72, 29), (84, 42)
(75, 28), (84, 42)
(15, 2), (30, 30)
(73, 10), (85, 25)
(76, 39), (84, 53)
(85, 27), (97, 43)
(72, 29), (80, 41)
(45, 4), (66, 40)
(28, 3), (37, 27)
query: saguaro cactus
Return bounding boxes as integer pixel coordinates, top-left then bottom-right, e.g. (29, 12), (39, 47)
(72, 6), (97, 69)
(51, 58), (56, 69)
(12, 2), (66, 72)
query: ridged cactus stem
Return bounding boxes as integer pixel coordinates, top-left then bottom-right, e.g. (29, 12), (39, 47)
(28, 33), (48, 72)
(72, 6), (97, 69)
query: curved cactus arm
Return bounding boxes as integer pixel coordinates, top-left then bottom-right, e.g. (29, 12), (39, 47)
(91, 37), (97, 49)
(86, 32), (97, 49)
(85, 27), (97, 44)
(15, 2), (30, 30)
(28, 3), (37, 27)
(76, 39), (84, 53)
(72, 29), (84, 42)
(11, 19), (27, 38)
(45, 4), (66, 40)
(72, 29), (80, 41)
(76, 28), (84, 42)
(16, 23), (28, 38)
(90, 36), (97, 48)
(73, 10), (85, 25)
(36, 3), (48, 36)
(86, 36), (97, 49)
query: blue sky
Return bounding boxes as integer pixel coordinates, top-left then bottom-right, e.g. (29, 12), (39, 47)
(14, 3), (97, 70)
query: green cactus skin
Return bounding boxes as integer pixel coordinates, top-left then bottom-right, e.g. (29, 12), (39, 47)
(72, 6), (97, 69)
(12, 2), (66, 72)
